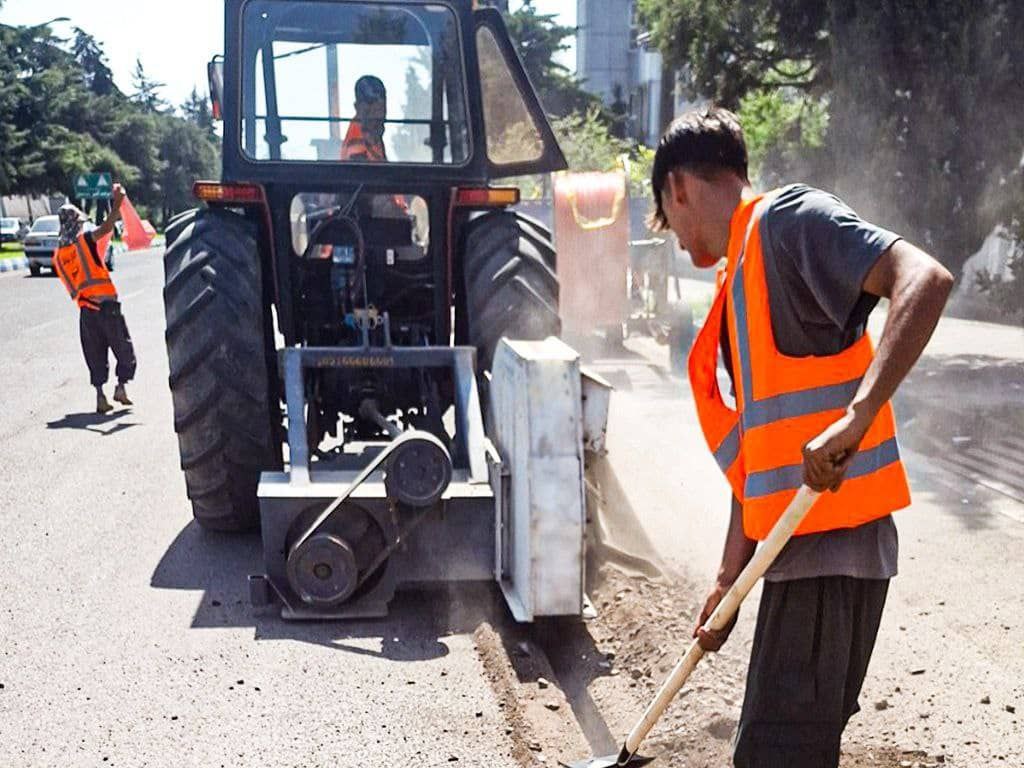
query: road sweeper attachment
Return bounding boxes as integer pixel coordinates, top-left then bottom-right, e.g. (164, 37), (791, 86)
(249, 338), (610, 620)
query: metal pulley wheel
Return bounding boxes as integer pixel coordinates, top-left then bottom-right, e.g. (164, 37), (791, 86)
(285, 501), (390, 607)
(287, 533), (359, 606)
(384, 433), (453, 508)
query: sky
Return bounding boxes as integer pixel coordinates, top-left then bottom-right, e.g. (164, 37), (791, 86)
(0, 1), (576, 111)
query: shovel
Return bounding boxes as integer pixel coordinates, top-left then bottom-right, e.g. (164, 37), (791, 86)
(563, 485), (820, 768)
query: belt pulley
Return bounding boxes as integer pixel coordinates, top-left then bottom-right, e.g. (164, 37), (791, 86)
(286, 430), (453, 607)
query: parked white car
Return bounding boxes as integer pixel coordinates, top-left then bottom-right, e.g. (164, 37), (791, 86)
(0, 217), (29, 244)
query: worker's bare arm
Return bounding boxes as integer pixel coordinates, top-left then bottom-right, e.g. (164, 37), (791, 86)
(92, 183), (126, 240)
(802, 239), (954, 491)
(694, 495), (756, 651)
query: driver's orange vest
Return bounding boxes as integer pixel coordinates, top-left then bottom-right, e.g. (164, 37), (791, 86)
(341, 121), (385, 161)
(53, 233), (117, 310)
(688, 191), (910, 540)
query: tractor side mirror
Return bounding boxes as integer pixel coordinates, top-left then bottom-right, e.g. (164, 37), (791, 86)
(208, 56), (225, 121)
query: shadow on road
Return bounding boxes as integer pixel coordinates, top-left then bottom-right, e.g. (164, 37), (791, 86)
(46, 410), (139, 435)
(151, 520), (513, 663)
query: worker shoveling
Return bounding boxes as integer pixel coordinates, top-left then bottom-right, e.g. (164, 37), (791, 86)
(564, 486), (820, 768)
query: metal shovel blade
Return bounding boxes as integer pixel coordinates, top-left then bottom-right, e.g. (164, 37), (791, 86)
(560, 750), (654, 768)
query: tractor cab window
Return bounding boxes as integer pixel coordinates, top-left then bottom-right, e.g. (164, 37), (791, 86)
(242, 1), (470, 164)
(476, 25), (543, 166)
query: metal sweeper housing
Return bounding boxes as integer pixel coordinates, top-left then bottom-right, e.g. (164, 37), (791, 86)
(161, 0), (611, 620)
(251, 339), (611, 619)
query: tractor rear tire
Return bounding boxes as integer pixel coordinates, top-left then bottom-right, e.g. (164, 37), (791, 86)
(463, 210), (561, 371)
(163, 207), (275, 532)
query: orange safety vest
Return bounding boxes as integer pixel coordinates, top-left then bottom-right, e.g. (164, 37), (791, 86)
(688, 191), (910, 540)
(341, 121), (386, 161)
(53, 233), (118, 310)
(340, 121), (408, 214)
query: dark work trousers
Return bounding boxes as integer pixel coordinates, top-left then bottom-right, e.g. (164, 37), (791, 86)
(79, 301), (137, 388)
(733, 576), (889, 768)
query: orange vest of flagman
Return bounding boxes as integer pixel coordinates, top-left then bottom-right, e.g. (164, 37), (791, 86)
(53, 233), (118, 310)
(688, 190), (911, 540)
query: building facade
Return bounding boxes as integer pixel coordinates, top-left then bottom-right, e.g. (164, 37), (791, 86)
(576, 0), (670, 145)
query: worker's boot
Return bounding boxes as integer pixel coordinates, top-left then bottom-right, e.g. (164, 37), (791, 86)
(113, 383), (133, 406)
(96, 388), (113, 414)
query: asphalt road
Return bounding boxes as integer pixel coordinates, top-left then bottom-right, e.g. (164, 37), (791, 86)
(2, 253), (1021, 767)
(0, 253), (521, 768)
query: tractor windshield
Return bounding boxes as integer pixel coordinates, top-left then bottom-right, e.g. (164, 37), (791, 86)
(241, 1), (470, 164)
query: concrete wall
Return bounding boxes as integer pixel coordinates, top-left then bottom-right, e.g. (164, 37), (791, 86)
(576, 0), (633, 105)
(0, 195), (57, 222)
(577, 0), (669, 145)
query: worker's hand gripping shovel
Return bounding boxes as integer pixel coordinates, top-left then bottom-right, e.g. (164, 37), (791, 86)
(563, 485), (821, 768)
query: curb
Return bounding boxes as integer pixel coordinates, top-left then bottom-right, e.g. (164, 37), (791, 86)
(0, 256), (28, 273)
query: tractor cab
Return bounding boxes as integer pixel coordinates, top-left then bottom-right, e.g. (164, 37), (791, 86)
(224, 0), (564, 180)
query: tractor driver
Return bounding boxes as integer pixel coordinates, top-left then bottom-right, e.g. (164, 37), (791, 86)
(341, 75), (389, 162)
(340, 74), (412, 222)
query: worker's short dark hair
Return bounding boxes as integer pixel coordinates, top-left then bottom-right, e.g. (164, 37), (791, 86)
(650, 106), (749, 231)
(355, 75), (387, 104)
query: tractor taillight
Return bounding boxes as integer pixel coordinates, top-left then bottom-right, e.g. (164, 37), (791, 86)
(193, 181), (264, 204)
(455, 187), (520, 207)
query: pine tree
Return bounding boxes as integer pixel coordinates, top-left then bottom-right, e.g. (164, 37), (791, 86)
(72, 28), (117, 97)
(131, 58), (168, 114)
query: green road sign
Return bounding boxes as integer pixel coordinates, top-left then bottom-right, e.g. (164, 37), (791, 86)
(74, 172), (113, 200)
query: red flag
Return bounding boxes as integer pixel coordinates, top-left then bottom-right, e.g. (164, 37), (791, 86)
(121, 195), (155, 250)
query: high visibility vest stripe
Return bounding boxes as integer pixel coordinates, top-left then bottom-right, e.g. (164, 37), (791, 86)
(745, 436), (901, 498)
(730, 227), (756, 409)
(743, 378), (863, 429)
(728, 215), (870, 428)
(75, 238), (94, 281)
(53, 255), (79, 298)
(713, 424), (741, 471)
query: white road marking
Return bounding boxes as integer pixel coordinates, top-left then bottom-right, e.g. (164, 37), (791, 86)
(26, 318), (62, 333)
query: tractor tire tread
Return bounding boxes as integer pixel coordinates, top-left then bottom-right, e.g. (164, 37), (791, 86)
(463, 211), (562, 370)
(163, 207), (273, 532)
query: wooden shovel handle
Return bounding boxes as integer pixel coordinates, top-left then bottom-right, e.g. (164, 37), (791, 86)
(623, 485), (820, 756)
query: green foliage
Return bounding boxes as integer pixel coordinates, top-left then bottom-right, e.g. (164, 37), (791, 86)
(0, 19), (219, 224)
(131, 58), (169, 114)
(738, 87), (829, 187)
(72, 28), (117, 97)
(637, 0), (831, 108)
(553, 109), (630, 173)
(627, 145), (656, 198)
(159, 116), (219, 219)
(511, 109), (651, 200)
(182, 87), (217, 143)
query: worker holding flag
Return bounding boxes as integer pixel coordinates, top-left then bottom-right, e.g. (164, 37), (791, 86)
(53, 183), (137, 414)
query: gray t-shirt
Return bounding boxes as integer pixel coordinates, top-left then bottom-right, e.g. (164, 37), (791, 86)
(725, 184), (902, 582)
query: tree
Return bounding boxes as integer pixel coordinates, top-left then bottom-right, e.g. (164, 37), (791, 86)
(0, 24), (41, 193)
(182, 87), (217, 142)
(158, 116), (219, 220)
(131, 58), (168, 114)
(72, 28), (117, 97)
(637, 0), (831, 109)
(505, 1), (601, 118)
